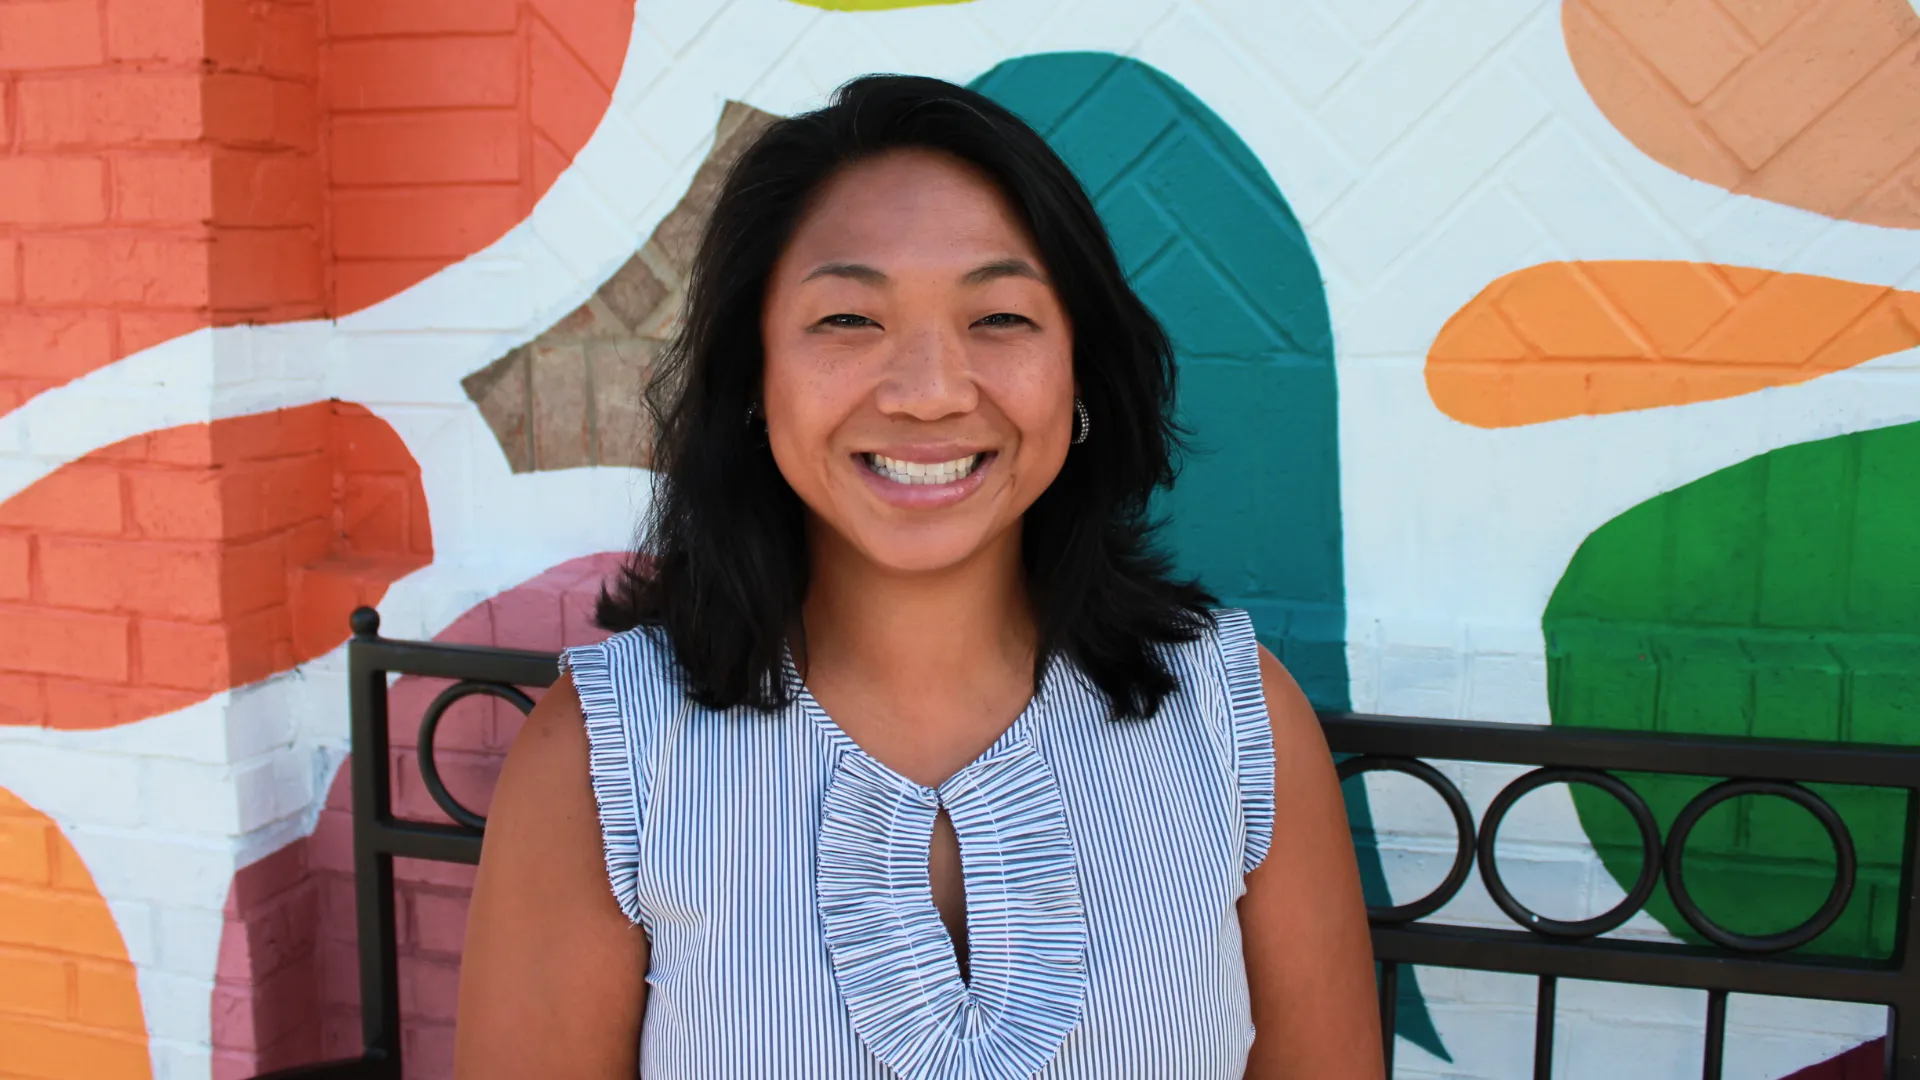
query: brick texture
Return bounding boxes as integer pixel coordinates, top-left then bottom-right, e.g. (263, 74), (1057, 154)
(214, 555), (619, 1078)
(462, 101), (779, 473)
(0, 787), (149, 1080)
(0, 401), (431, 731)
(0, 0), (635, 422)
(1565, 0), (1920, 228)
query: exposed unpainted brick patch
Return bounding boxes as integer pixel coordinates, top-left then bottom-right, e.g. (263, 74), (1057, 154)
(462, 102), (780, 473)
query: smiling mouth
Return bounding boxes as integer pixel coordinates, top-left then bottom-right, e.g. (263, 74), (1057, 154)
(861, 452), (990, 486)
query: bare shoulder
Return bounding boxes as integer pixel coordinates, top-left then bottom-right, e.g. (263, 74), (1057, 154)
(454, 671), (646, 1078)
(502, 671), (590, 785)
(1253, 644), (1333, 769)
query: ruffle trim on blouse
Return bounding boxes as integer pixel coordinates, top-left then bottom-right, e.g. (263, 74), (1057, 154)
(815, 733), (1088, 1080)
(561, 637), (651, 931)
(1216, 608), (1277, 874)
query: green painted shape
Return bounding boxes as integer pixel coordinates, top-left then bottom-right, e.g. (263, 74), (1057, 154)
(971, 52), (1347, 707)
(787, 0), (973, 9)
(1547, 420), (1920, 956)
(968, 54), (1453, 1063)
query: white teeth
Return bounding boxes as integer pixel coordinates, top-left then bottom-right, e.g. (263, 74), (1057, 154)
(865, 453), (983, 486)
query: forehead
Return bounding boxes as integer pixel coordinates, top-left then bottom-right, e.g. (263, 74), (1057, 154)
(778, 148), (1042, 272)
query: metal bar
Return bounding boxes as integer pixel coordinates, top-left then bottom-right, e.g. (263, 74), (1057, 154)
(366, 820), (484, 864)
(1534, 976), (1556, 1080)
(1895, 786), (1920, 1078)
(1702, 990), (1726, 1080)
(353, 637), (559, 688)
(348, 640), (403, 1074)
(1321, 713), (1920, 789)
(1378, 961), (1398, 1079)
(1370, 923), (1904, 1004)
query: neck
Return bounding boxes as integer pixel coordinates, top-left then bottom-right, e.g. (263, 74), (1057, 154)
(799, 522), (1034, 697)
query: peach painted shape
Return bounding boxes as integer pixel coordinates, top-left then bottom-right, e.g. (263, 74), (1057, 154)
(0, 401), (431, 731)
(1426, 261), (1920, 428)
(0, 787), (151, 1079)
(1564, 0), (1920, 228)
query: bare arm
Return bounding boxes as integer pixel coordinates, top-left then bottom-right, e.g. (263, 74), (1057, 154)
(1241, 647), (1385, 1078)
(455, 674), (648, 1079)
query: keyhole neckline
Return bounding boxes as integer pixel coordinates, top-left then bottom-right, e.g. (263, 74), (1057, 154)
(783, 647), (1059, 802)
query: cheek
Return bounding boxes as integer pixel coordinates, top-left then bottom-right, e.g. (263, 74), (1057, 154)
(761, 348), (859, 479)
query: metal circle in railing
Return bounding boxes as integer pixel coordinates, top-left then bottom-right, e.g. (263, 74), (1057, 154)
(418, 680), (536, 831)
(1477, 767), (1662, 939)
(1336, 756), (1476, 924)
(1663, 778), (1856, 954)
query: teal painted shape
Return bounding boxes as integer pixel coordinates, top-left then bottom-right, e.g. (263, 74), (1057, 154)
(972, 53), (1345, 705)
(972, 53), (1448, 1063)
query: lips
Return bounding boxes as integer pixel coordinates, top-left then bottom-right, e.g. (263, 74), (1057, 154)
(853, 449), (998, 509)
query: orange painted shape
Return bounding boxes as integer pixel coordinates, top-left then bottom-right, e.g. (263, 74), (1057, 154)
(0, 401), (432, 730)
(0, 787), (151, 1079)
(1426, 261), (1920, 428)
(1565, 0), (1920, 228)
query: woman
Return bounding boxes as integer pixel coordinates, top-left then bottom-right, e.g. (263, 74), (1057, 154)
(456, 74), (1382, 1079)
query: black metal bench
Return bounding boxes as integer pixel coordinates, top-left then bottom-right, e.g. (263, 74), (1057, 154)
(259, 608), (1920, 1079)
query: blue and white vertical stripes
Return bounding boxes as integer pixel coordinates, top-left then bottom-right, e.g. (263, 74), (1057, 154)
(560, 608), (1275, 1079)
(1217, 609), (1277, 874)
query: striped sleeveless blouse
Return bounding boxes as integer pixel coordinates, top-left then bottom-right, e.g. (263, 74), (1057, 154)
(560, 608), (1276, 1080)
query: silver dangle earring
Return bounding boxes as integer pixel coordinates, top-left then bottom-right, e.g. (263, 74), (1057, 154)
(1072, 397), (1091, 445)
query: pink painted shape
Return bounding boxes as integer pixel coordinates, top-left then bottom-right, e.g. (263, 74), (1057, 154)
(1782, 1038), (1885, 1079)
(209, 552), (624, 1078)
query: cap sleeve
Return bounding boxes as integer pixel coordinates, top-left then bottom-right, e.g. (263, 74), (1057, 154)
(559, 629), (671, 930)
(1214, 608), (1275, 874)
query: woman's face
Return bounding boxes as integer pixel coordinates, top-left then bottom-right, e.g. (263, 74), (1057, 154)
(761, 149), (1075, 576)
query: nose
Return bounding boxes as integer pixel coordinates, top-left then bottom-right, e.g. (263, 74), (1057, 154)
(873, 322), (977, 421)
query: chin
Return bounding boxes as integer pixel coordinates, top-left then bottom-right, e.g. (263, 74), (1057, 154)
(853, 524), (1003, 576)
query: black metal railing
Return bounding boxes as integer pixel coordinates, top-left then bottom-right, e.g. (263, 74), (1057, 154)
(1329, 714), (1919, 1078)
(258, 610), (1920, 1079)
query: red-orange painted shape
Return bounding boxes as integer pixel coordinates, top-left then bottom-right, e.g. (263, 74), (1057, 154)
(324, 0), (636, 314)
(0, 401), (431, 730)
(0, 786), (151, 1079)
(0, 0), (633, 421)
(1426, 261), (1920, 427)
(1565, 0), (1920, 228)
(0, 0), (327, 421)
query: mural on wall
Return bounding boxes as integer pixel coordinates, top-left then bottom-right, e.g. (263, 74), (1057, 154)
(2, 0), (1917, 1077)
(1549, 420), (1920, 956)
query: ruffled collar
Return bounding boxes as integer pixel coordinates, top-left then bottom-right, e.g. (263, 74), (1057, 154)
(794, 658), (1089, 1080)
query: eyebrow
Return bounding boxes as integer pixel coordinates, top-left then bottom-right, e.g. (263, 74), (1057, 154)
(797, 258), (1049, 287)
(801, 261), (889, 285)
(961, 258), (1047, 286)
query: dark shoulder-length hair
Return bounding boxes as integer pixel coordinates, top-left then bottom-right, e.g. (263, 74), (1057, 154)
(596, 73), (1215, 719)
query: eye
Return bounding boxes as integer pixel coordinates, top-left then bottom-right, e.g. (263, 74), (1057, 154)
(974, 312), (1035, 329)
(817, 313), (878, 329)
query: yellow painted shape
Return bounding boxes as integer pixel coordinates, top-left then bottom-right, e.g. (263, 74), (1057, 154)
(0, 788), (151, 1079)
(787, 0), (975, 9)
(1427, 261), (1920, 428)
(1563, 0), (1920, 228)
